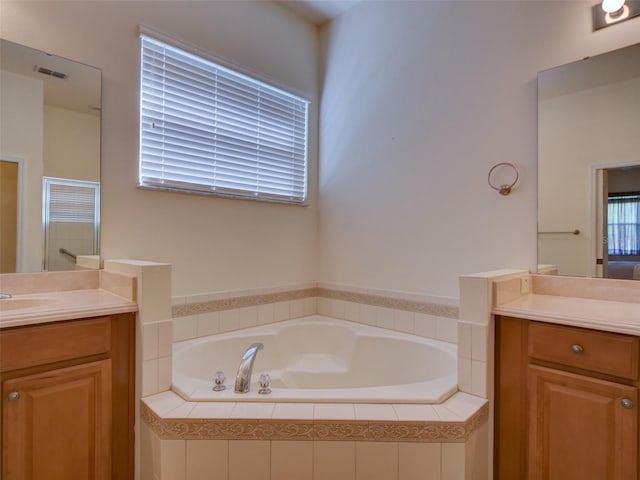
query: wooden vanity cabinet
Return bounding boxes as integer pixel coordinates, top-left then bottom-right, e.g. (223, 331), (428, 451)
(0, 313), (135, 480)
(495, 316), (639, 480)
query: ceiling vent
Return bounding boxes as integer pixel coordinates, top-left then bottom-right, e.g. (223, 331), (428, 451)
(35, 65), (68, 79)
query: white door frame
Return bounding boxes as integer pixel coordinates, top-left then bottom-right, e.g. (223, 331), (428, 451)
(1, 155), (25, 272)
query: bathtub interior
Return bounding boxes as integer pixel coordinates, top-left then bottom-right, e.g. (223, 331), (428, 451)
(172, 316), (458, 403)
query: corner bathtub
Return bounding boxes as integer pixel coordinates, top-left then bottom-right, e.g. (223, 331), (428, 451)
(172, 315), (457, 404)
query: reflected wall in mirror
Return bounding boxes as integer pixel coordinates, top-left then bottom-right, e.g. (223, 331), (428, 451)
(0, 39), (101, 273)
(538, 42), (640, 280)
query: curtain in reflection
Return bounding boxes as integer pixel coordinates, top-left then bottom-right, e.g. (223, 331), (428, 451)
(608, 194), (640, 256)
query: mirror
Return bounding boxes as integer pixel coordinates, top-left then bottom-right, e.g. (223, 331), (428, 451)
(0, 39), (101, 273)
(538, 42), (640, 280)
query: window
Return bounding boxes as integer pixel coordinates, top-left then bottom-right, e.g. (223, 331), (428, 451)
(139, 35), (309, 204)
(42, 177), (100, 271)
(608, 193), (640, 256)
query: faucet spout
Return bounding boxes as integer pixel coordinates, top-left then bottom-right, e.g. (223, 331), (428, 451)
(234, 342), (264, 393)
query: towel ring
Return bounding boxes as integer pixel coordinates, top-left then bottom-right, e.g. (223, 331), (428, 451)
(488, 162), (519, 196)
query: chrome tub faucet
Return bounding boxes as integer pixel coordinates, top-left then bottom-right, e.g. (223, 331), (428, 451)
(234, 342), (263, 393)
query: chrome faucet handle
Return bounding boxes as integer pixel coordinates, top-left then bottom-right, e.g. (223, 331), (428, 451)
(258, 373), (271, 395)
(212, 371), (226, 391)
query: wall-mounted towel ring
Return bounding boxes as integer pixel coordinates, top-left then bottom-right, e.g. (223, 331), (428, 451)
(488, 162), (519, 196)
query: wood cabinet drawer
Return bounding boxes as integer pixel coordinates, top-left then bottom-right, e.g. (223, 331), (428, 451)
(528, 321), (640, 380)
(0, 317), (111, 372)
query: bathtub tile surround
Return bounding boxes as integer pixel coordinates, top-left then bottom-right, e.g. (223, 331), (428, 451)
(140, 275), (490, 479)
(140, 390), (488, 480)
(272, 402), (315, 420)
(398, 442), (441, 479)
(355, 442), (398, 480)
(105, 260), (173, 397)
(458, 269), (531, 480)
(172, 284), (317, 317)
(172, 282), (459, 344)
(172, 285), (317, 342)
(102, 260), (172, 480)
(458, 269), (527, 398)
(272, 440), (313, 480)
(354, 403), (397, 421)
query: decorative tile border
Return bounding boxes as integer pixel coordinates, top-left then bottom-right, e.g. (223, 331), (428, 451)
(172, 287), (459, 319)
(140, 401), (488, 443)
(172, 288), (317, 317)
(319, 288), (459, 319)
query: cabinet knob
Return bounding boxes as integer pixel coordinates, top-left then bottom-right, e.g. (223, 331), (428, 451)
(7, 391), (20, 402)
(622, 398), (634, 409)
(571, 344), (584, 354)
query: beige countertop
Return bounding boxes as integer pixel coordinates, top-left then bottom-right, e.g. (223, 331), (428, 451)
(0, 289), (137, 329)
(0, 269), (137, 328)
(493, 293), (640, 336)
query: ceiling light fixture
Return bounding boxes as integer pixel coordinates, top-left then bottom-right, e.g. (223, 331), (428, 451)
(593, 0), (640, 29)
(602, 0), (625, 14)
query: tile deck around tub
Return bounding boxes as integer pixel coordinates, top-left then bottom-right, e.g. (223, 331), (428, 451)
(141, 391), (488, 443)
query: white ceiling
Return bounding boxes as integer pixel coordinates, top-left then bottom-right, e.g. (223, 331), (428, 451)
(277, 0), (360, 25)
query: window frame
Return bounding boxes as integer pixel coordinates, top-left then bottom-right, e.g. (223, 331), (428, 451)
(607, 191), (640, 257)
(137, 28), (310, 206)
(42, 176), (100, 270)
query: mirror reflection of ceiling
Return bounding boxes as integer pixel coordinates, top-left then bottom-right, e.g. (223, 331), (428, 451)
(539, 42), (640, 100)
(1, 40), (100, 116)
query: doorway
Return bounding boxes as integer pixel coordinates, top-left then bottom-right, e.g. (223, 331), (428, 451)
(595, 163), (640, 280)
(0, 159), (20, 273)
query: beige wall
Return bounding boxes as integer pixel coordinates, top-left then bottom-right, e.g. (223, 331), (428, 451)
(0, 1), (319, 295)
(3, 1), (640, 299)
(43, 105), (100, 181)
(318, 1), (640, 298)
(0, 70), (44, 272)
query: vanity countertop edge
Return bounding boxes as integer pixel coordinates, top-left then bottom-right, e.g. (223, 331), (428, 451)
(0, 289), (137, 329)
(493, 293), (640, 336)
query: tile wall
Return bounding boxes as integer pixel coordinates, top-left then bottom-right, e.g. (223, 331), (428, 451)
(171, 282), (459, 345)
(141, 425), (488, 480)
(140, 389), (489, 480)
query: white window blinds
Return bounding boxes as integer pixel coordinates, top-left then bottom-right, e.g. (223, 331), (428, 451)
(139, 35), (309, 204)
(43, 177), (100, 223)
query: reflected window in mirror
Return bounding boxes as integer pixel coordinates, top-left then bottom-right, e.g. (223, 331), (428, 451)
(608, 193), (640, 258)
(42, 177), (99, 272)
(606, 165), (640, 280)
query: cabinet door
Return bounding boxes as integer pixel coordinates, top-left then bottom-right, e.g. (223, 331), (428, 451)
(2, 359), (112, 480)
(528, 365), (637, 480)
